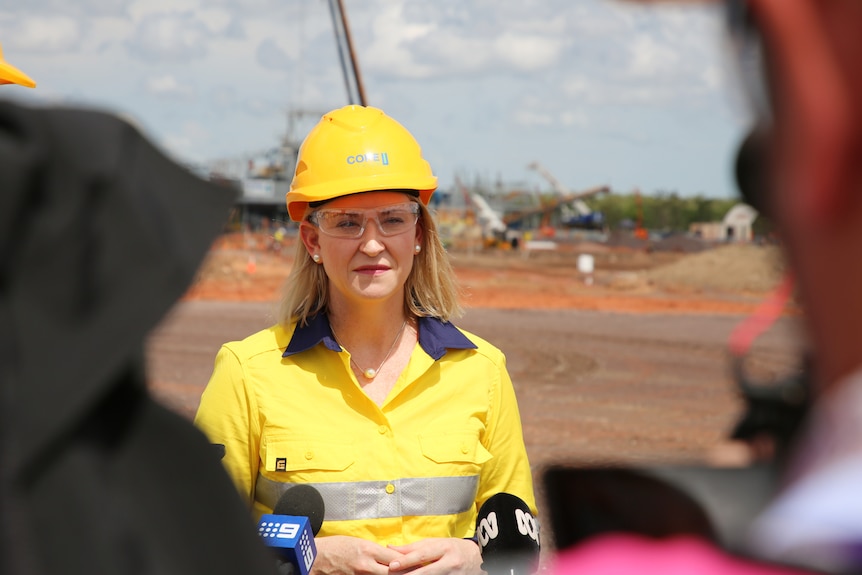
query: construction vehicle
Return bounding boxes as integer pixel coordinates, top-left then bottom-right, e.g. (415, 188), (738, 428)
(527, 161), (609, 230)
(453, 176), (517, 248)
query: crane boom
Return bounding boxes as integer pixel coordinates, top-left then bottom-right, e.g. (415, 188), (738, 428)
(526, 161), (609, 230)
(328, 0), (367, 106)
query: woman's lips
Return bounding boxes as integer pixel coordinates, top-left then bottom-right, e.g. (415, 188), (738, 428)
(354, 265), (389, 275)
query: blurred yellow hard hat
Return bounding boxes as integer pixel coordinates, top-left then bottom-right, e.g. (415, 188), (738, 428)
(0, 42), (36, 88)
(286, 105), (437, 221)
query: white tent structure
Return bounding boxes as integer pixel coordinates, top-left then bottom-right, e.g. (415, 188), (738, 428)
(689, 203), (759, 242)
(722, 203), (758, 242)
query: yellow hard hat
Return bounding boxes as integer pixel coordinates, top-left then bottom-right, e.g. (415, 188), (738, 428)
(0, 43), (36, 88)
(287, 105), (437, 221)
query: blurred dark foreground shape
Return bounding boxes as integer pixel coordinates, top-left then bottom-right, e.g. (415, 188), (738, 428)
(543, 464), (775, 553)
(542, 464), (816, 574)
(0, 101), (276, 574)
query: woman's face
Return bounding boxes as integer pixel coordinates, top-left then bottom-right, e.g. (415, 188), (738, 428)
(300, 191), (422, 310)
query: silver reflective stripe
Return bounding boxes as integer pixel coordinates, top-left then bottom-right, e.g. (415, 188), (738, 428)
(255, 475), (479, 521)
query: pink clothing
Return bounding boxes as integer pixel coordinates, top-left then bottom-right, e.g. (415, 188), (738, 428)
(549, 534), (813, 575)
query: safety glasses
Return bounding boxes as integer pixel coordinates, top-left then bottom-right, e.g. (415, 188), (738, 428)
(308, 202), (420, 239)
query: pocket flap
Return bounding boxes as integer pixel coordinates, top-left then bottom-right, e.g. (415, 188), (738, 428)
(262, 435), (355, 472)
(419, 430), (492, 465)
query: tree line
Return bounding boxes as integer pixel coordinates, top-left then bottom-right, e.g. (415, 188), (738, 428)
(580, 191), (771, 235)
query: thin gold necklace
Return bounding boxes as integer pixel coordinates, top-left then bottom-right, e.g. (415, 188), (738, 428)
(331, 319), (408, 380)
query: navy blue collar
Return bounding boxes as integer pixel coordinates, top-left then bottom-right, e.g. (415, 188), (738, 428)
(283, 313), (476, 361)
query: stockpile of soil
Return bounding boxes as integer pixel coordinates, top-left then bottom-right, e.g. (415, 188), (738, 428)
(644, 244), (786, 295)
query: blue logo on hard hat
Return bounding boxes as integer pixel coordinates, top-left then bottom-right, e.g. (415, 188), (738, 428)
(346, 152), (389, 166)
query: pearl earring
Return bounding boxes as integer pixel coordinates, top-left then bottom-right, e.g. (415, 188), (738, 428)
(414, 245), (421, 254)
(312, 254), (321, 263)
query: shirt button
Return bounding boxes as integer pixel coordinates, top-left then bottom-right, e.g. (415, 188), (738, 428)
(461, 444), (469, 454)
(385, 483), (395, 494)
(305, 451), (314, 460)
(378, 425), (387, 435)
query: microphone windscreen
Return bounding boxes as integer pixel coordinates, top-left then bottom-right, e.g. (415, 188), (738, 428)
(476, 493), (540, 575)
(273, 484), (326, 535)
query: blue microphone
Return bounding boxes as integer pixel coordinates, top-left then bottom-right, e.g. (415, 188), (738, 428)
(257, 484), (325, 575)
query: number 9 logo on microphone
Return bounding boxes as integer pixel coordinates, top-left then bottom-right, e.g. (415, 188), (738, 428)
(515, 509), (539, 544)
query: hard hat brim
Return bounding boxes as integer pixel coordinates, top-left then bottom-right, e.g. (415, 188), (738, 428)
(287, 174), (437, 221)
(0, 61), (36, 88)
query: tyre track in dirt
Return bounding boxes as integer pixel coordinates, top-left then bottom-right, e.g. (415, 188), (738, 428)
(457, 309), (744, 469)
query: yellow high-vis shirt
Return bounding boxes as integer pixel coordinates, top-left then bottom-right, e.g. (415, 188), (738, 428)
(194, 314), (536, 545)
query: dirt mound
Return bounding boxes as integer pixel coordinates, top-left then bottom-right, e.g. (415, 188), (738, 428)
(645, 243), (786, 294)
(650, 233), (712, 253)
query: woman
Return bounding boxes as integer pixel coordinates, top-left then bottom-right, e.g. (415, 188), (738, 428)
(195, 105), (536, 575)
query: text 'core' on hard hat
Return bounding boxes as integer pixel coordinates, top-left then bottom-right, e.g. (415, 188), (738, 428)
(286, 105), (437, 221)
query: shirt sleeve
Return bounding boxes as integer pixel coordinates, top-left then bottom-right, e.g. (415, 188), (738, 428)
(194, 344), (260, 505)
(477, 353), (538, 515)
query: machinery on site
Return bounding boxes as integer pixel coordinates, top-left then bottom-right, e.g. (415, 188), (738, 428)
(526, 161), (609, 231)
(452, 175), (519, 248)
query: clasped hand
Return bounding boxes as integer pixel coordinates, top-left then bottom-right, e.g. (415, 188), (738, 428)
(311, 535), (483, 575)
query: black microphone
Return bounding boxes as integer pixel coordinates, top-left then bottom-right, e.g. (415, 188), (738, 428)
(273, 484), (326, 536)
(257, 484), (325, 575)
(475, 493), (541, 575)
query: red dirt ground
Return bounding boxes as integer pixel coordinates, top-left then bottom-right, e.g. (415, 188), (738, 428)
(183, 232), (792, 316)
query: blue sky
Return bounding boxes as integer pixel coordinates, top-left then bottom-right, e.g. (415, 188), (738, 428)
(0, 0), (753, 199)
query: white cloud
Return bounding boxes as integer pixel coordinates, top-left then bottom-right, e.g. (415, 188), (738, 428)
(511, 91), (590, 130)
(357, 1), (574, 80)
(559, 109), (589, 127)
(626, 33), (680, 78)
(540, 3), (727, 108)
(4, 16), (83, 53)
(128, 0), (202, 19)
(362, 3), (438, 79)
(145, 74), (194, 97)
(514, 108), (555, 128)
(197, 7), (235, 35)
(493, 32), (564, 72)
(0, 0), (129, 18)
(127, 11), (212, 61)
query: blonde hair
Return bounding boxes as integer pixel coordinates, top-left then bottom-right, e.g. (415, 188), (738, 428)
(277, 200), (463, 327)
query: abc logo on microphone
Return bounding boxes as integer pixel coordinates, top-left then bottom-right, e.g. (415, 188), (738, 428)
(477, 508), (539, 548)
(475, 493), (541, 575)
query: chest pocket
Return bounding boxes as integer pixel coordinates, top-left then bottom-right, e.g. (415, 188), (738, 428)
(262, 435), (355, 473)
(419, 429), (492, 469)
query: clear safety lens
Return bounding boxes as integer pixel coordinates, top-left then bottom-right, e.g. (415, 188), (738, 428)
(310, 202), (420, 239)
